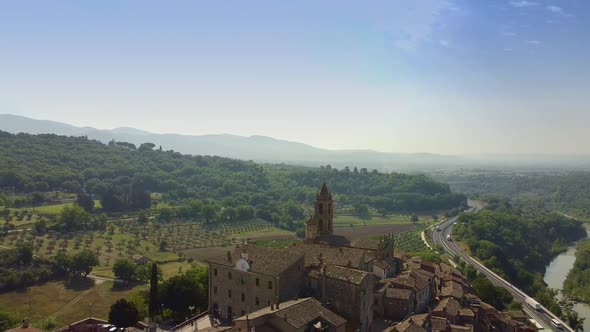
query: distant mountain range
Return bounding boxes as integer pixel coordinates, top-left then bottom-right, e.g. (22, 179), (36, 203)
(1, 114), (588, 171)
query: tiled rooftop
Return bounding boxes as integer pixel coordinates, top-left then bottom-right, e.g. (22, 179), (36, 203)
(290, 243), (374, 268)
(308, 264), (372, 285)
(233, 297), (346, 328)
(205, 244), (303, 277)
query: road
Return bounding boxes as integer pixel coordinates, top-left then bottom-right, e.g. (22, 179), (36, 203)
(432, 200), (572, 332)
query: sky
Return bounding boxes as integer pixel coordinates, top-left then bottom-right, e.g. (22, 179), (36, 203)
(1, 1), (589, 155)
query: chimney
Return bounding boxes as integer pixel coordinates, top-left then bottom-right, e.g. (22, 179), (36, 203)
(276, 301), (280, 309)
(22, 318), (29, 328)
(226, 251), (232, 262)
(271, 304), (275, 311)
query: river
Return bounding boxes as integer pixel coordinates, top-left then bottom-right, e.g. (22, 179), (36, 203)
(544, 232), (590, 331)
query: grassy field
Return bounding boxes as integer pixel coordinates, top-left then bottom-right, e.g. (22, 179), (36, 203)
(0, 280), (146, 328)
(255, 238), (302, 248)
(333, 214), (434, 227)
(367, 222), (430, 253)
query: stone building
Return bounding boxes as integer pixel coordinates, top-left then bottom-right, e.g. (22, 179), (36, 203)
(305, 183), (334, 242)
(206, 245), (305, 320)
(233, 297), (346, 332)
(307, 264), (374, 331)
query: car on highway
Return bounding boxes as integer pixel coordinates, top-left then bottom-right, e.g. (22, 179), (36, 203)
(436, 226), (441, 231)
(446, 234), (451, 241)
(551, 318), (564, 330)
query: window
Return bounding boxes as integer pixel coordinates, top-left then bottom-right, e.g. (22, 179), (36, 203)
(268, 280), (273, 289)
(267, 300), (271, 306)
(255, 297), (259, 305)
(319, 203), (323, 214)
(241, 293), (245, 302)
(213, 268), (217, 276)
(228, 272), (232, 280)
(256, 278), (259, 286)
(213, 286), (217, 295)
(228, 289), (232, 298)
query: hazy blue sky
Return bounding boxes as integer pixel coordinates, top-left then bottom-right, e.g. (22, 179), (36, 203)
(1, 1), (589, 154)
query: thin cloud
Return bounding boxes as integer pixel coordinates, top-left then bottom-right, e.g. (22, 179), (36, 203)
(502, 31), (517, 37)
(526, 40), (540, 45)
(509, 1), (537, 8)
(546, 5), (574, 17)
(439, 39), (449, 47)
(547, 5), (563, 14)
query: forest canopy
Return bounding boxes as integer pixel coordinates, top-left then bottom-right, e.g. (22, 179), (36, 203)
(0, 131), (465, 231)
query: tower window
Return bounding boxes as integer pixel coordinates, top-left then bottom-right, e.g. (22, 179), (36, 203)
(241, 293), (245, 302)
(256, 278), (259, 286)
(228, 290), (232, 298)
(268, 281), (273, 289)
(256, 296), (259, 305)
(319, 203), (323, 214)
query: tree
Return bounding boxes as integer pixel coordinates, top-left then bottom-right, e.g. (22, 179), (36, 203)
(71, 249), (99, 277)
(57, 205), (91, 231)
(33, 219), (48, 235)
(31, 192), (44, 210)
(138, 211), (148, 224)
(16, 243), (33, 265)
(159, 240), (168, 252)
(160, 267), (207, 318)
(156, 208), (173, 223)
(148, 263), (160, 319)
(432, 215), (439, 222)
(109, 299), (139, 328)
(411, 214), (419, 223)
(113, 259), (137, 281)
(76, 192), (95, 212)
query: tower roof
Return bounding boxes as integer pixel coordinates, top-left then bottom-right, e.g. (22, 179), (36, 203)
(320, 182), (329, 195)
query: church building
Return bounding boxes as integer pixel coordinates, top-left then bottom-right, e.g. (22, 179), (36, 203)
(305, 182), (334, 242)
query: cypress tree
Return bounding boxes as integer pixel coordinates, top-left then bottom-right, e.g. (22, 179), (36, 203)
(148, 262), (159, 319)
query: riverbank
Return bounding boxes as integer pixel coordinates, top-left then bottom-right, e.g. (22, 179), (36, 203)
(544, 232), (590, 331)
(563, 239), (590, 303)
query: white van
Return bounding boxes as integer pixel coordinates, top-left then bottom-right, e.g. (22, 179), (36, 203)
(551, 318), (564, 330)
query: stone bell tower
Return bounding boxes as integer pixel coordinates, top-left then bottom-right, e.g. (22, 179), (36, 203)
(305, 183), (334, 242)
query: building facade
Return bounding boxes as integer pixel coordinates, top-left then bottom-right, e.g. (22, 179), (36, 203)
(206, 245), (305, 320)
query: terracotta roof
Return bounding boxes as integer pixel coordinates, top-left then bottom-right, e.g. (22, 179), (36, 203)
(459, 308), (474, 317)
(234, 297), (346, 328)
(441, 282), (464, 300)
(308, 264), (373, 285)
(374, 259), (392, 269)
(395, 314), (429, 332)
(205, 244), (303, 277)
(290, 243), (373, 268)
(449, 324), (472, 332)
(433, 297), (461, 318)
(430, 316), (448, 331)
(386, 288), (412, 300)
(407, 257), (436, 273)
(387, 271), (431, 292)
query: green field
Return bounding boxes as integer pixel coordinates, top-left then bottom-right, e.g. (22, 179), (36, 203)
(333, 214), (434, 227)
(368, 223), (430, 253)
(0, 280), (146, 329)
(255, 238), (302, 248)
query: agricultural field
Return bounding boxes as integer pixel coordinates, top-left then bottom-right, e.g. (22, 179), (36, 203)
(333, 214), (435, 227)
(0, 216), (294, 278)
(0, 279), (146, 328)
(368, 223), (430, 253)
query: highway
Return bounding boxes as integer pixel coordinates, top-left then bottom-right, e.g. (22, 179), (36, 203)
(432, 200), (572, 332)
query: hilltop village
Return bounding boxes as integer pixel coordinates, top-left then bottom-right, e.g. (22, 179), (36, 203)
(203, 184), (535, 332)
